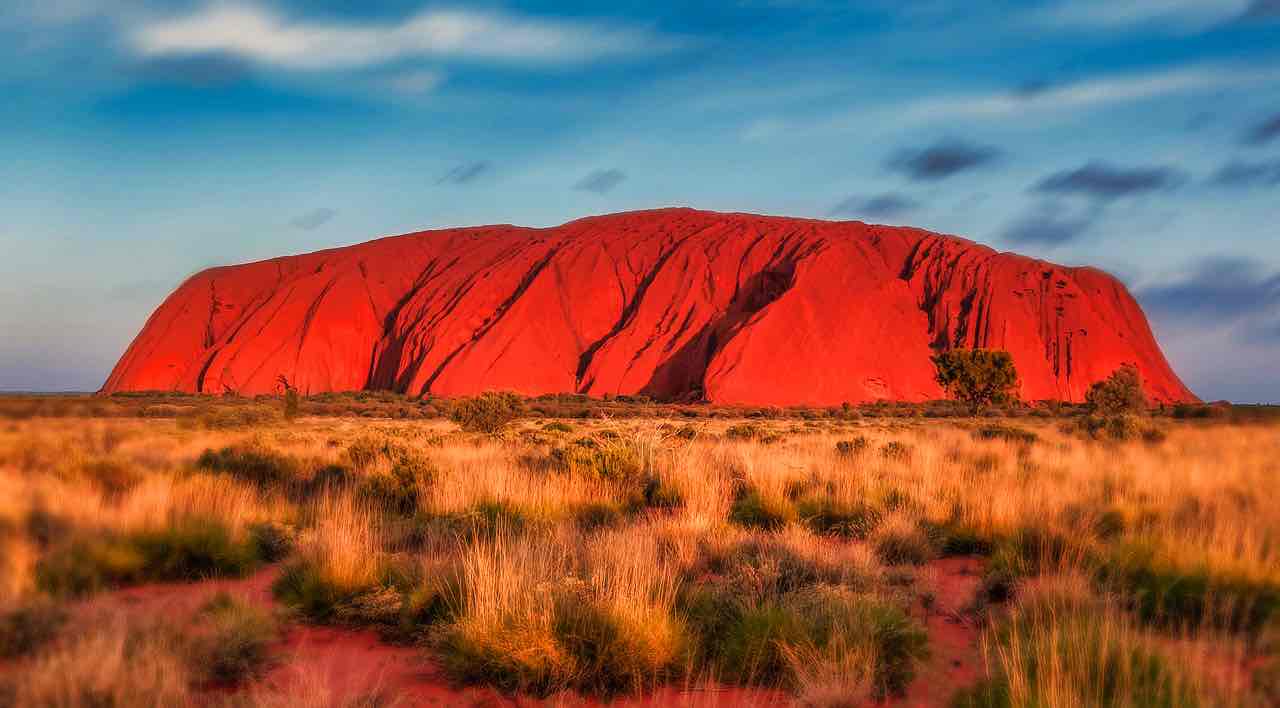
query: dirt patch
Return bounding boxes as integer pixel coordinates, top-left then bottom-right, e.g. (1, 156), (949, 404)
(255, 626), (789, 707)
(80, 566), (279, 619)
(878, 556), (986, 707)
(255, 624), (514, 707)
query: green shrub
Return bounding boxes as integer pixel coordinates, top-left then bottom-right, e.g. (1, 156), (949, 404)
(436, 567), (685, 697)
(967, 452), (1003, 474)
(873, 522), (935, 566)
(0, 599), (67, 658)
(688, 586), (928, 697)
(394, 576), (457, 640)
(183, 405), (281, 430)
(24, 507), (70, 548)
(834, 437), (868, 456)
(724, 423), (764, 441)
(729, 490), (794, 531)
(861, 599), (932, 697)
(796, 498), (881, 539)
(357, 467), (421, 516)
(700, 536), (863, 599)
(549, 440), (645, 482)
(1075, 413), (1144, 441)
(1140, 426), (1168, 444)
(247, 521), (294, 562)
(1171, 404), (1224, 420)
(80, 458), (142, 498)
(1095, 509), (1128, 539)
(292, 463), (355, 501)
(641, 475), (684, 510)
(552, 594), (687, 696)
(333, 586), (408, 629)
(713, 602), (808, 684)
(927, 522), (994, 557)
(344, 435), (397, 471)
(979, 604), (1203, 707)
(450, 392), (525, 433)
(542, 421), (574, 433)
(130, 517), (261, 581)
(421, 500), (528, 541)
(574, 502), (625, 531)
(188, 593), (279, 684)
(272, 561), (353, 621)
(342, 436), (435, 516)
(972, 425), (1038, 445)
(881, 487), (920, 513)
(881, 441), (913, 463)
(672, 424), (701, 440)
(978, 527), (1080, 604)
(1099, 541), (1280, 635)
(436, 623), (571, 695)
(196, 441), (300, 487)
(36, 537), (147, 597)
(680, 582), (742, 650)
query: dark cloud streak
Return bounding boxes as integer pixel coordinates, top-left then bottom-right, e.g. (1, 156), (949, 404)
(1242, 113), (1280, 145)
(1012, 78), (1053, 98)
(1033, 162), (1185, 200)
(885, 138), (1001, 181)
(438, 161), (492, 185)
(829, 193), (920, 219)
(574, 169), (627, 194)
(1138, 258), (1280, 322)
(1001, 201), (1098, 247)
(1241, 0), (1280, 19)
(290, 208), (337, 230)
(1211, 159), (1280, 188)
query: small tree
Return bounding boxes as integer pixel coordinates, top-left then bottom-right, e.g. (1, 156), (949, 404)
(1086, 365), (1147, 417)
(276, 375), (300, 422)
(450, 391), (526, 434)
(931, 349), (1020, 414)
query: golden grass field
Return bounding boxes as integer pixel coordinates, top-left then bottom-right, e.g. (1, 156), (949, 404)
(0, 395), (1277, 707)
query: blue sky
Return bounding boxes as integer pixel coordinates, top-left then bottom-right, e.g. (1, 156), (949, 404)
(1, 0), (1278, 401)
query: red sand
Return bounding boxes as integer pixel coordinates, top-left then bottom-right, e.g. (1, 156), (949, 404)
(102, 208), (1196, 405)
(883, 556), (986, 707)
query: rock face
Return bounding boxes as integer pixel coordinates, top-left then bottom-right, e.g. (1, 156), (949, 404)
(102, 208), (1196, 405)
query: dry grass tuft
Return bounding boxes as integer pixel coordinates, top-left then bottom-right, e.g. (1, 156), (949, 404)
(6, 615), (192, 707)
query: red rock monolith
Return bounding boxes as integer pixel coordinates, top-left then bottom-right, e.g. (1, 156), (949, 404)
(102, 208), (1197, 405)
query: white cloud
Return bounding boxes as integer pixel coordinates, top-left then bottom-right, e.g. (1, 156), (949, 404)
(129, 3), (686, 69)
(1029, 0), (1251, 32)
(898, 64), (1278, 122)
(744, 63), (1280, 140)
